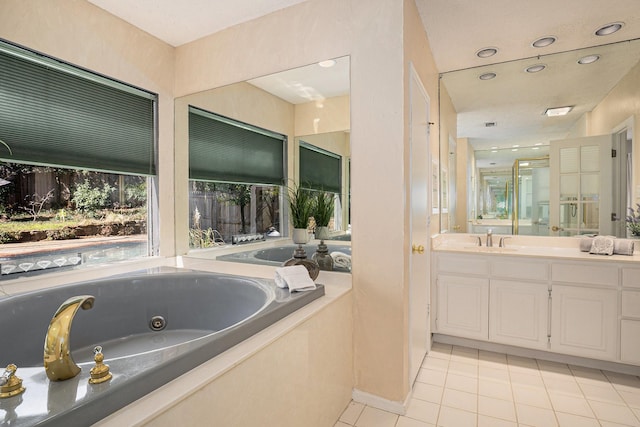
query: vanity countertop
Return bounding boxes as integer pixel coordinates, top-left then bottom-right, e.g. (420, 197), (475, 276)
(432, 234), (640, 264)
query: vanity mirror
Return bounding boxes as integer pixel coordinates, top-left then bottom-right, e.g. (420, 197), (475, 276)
(175, 57), (351, 268)
(439, 38), (640, 237)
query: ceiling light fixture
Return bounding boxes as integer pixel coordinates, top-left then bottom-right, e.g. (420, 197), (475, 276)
(544, 106), (573, 117)
(532, 36), (557, 48)
(578, 54), (600, 65)
(479, 72), (496, 80)
(532, 147), (540, 150)
(595, 22), (624, 36)
(525, 64), (546, 73)
(318, 59), (336, 68)
(476, 47), (498, 58)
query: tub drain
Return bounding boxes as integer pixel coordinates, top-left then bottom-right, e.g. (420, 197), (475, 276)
(149, 315), (166, 331)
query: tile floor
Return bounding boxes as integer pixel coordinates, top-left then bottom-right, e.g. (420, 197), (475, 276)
(335, 343), (640, 427)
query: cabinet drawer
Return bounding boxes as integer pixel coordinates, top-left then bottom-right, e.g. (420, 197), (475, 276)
(551, 263), (618, 287)
(436, 254), (489, 275)
(491, 259), (549, 281)
(622, 290), (640, 318)
(621, 320), (640, 365)
(622, 268), (640, 289)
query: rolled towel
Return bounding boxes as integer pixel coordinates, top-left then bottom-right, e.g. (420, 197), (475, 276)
(589, 236), (615, 256)
(580, 237), (594, 252)
(614, 239), (635, 256)
(330, 251), (352, 270)
(274, 265), (316, 292)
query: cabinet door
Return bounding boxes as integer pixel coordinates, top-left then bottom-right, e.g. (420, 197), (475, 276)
(621, 320), (640, 365)
(437, 275), (489, 340)
(490, 280), (549, 350)
(550, 285), (617, 361)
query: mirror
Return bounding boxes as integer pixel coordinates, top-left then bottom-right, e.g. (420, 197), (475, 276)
(175, 57), (351, 270)
(439, 38), (640, 236)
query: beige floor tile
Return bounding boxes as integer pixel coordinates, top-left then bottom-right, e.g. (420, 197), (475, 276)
(542, 376), (584, 396)
(477, 395), (516, 422)
(509, 371), (545, 387)
(554, 412), (600, 427)
(512, 384), (552, 409)
(441, 388), (477, 412)
(405, 398), (440, 425)
(396, 416), (435, 427)
(570, 366), (611, 387)
(537, 360), (572, 377)
(605, 372), (640, 393)
(478, 350), (508, 365)
(436, 405), (477, 427)
(340, 401), (365, 424)
(617, 389), (640, 409)
(515, 403), (559, 427)
(478, 365), (511, 381)
(507, 354), (539, 371)
(450, 346), (479, 366)
(477, 414), (517, 427)
(579, 382), (625, 405)
(478, 377), (513, 401)
(599, 421), (639, 427)
(422, 357), (450, 372)
(430, 342), (452, 355)
(416, 368), (447, 387)
(447, 360), (478, 378)
(354, 406), (399, 427)
(547, 391), (594, 417)
(412, 382), (443, 404)
(335, 422), (352, 427)
(588, 400), (640, 426)
(445, 373), (478, 393)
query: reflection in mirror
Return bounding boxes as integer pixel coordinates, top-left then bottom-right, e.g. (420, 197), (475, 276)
(176, 57), (351, 270)
(440, 39), (640, 237)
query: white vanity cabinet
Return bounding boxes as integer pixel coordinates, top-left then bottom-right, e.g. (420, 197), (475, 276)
(621, 268), (640, 364)
(434, 255), (489, 340)
(549, 262), (618, 361)
(433, 249), (640, 367)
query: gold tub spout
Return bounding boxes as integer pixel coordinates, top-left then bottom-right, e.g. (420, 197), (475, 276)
(44, 295), (95, 381)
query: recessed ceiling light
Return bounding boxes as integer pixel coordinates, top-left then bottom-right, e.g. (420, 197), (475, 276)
(491, 150), (498, 153)
(521, 162), (530, 167)
(491, 146), (498, 149)
(535, 143), (543, 146)
(525, 64), (546, 73)
(476, 47), (498, 58)
(532, 147), (540, 150)
(318, 59), (336, 68)
(578, 54), (600, 65)
(479, 72), (496, 80)
(512, 144), (520, 148)
(512, 148), (519, 152)
(545, 106), (573, 116)
(532, 36), (557, 48)
(595, 22), (624, 36)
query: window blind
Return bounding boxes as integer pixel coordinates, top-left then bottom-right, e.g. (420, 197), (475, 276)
(188, 106), (285, 185)
(0, 41), (156, 175)
(299, 142), (341, 194)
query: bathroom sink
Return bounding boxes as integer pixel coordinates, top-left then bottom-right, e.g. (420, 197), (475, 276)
(462, 246), (519, 253)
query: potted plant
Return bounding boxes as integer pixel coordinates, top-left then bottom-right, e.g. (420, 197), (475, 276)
(627, 204), (640, 237)
(286, 182), (313, 244)
(313, 191), (333, 240)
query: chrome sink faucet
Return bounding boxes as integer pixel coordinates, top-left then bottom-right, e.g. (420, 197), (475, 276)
(486, 229), (493, 247)
(44, 295), (95, 381)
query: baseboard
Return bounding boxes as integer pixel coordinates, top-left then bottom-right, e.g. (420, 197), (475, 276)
(434, 334), (640, 376)
(351, 388), (410, 415)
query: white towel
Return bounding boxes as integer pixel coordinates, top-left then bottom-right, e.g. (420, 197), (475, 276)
(579, 237), (594, 252)
(614, 239), (635, 256)
(589, 236), (614, 256)
(330, 251), (352, 270)
(274, 265), (316, 292)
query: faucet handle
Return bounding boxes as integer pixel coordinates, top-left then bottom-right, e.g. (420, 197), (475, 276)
(89, 346), (112, 385)
(473, 236), (482, 246)
(0, 364), (26, 398)
(499, 236), (512, 248)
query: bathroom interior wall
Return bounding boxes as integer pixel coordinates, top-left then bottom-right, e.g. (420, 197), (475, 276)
(294, 94), (351, 136)
(0, 0), (177, 257)
(589, 59), (640, 204)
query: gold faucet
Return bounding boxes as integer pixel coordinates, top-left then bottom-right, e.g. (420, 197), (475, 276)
(44, 295), (95, 381)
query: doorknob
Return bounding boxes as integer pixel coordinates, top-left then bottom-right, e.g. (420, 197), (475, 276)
(551, 225), (563, 232)
(412, 244), (425, 254)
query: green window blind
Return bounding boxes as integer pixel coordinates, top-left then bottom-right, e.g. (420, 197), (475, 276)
(299, 142), (341, 194)
(0, 41), (156, 175)
(189, 107), (285, 185)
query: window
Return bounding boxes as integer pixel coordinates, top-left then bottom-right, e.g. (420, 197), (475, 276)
(188, 107), (286, 247)
(0, 40), (157, 277)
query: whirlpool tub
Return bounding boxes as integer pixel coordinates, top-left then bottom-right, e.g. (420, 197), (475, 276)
(0, 267), (324, 426)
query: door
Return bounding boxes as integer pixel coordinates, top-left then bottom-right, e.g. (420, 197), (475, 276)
(549, 135), (613, 236)
(408, 65), (431, 385)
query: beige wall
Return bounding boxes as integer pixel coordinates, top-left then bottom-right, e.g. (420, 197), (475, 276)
(589, 60), (640, 204)
(0, 0), (177, 257)
(295, 95), (351, 136)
